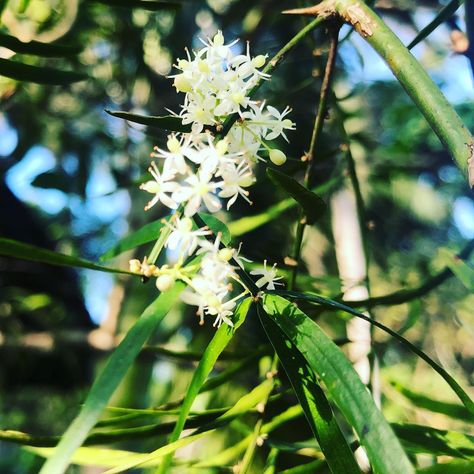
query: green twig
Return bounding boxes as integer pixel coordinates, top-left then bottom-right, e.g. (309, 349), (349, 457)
(289, 25), (340, 290)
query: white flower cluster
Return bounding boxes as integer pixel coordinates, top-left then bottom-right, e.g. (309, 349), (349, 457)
(131, 31), (290, 327)
(130, 216), (282, 328)
(140, 30), (295, 217)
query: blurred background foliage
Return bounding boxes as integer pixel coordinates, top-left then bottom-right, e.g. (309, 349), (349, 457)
(0, 0), (473, 472)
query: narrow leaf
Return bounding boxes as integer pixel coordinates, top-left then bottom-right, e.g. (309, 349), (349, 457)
(438, 248), (474, 291)
(105, 110), (191, 132)
(266, 168), (326, 224)
(100, 218), (167, 261)
(198, 212), (232, 245)
(257, 304), (360, 474)
(0, 58), (87, 84)
(0, 33), (82, 57)
(0, 237), (131, 275)
(407, 0), (464, 50)
(38, 284), (184, 474)
(91, 0), (181, 10)
(393, 423), (474, 458)
(228, 178), (339, 236)
(261, 293), (414, 474)
(158, 298), (252, 474)
(416, 459), (474, 474)
(278, 290), (474, 416)
(391, 382), (474, 421)
(104, 378), (274, 474)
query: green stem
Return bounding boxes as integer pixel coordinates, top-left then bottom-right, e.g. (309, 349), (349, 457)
(335, 0), (474, 186)
(289, 25), (340, 290)
(221, 16), (326, 136)
(286, 0), (474, 186)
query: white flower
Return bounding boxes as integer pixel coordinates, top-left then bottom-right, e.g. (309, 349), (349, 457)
(165, 216), (211, 256)
(151, 134), (193, 175)
(140, 162), (179, 211)
(250, 260), (284, 290)
(172, 170), (222, 217)
(217, 160), (255, 209)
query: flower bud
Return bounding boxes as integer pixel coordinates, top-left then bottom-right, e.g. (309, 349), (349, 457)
(252, 55), (266, 68)
(167, 135), (181, 153)
(216, 139), (228, 156)
(218, 248), (234, 262)
(179, 217), (193, 232)
(269, 149), (287, 166)
(143, 264), (157, 278)
(129, 259), (142, 274)
(238, 175), (255, 188)
(174, 74), (193, 93)
(156, 274), (175, 292)
(213, 31), (224, 47)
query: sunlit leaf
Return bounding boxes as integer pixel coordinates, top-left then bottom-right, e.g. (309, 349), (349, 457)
(416, 459), (474, 474)
(257, 304), (361, 474)
(391, 382), (474, 422)
(91, 0), (181, 10)
(198, 212), (231, 245)
(266, 168), (326, 225)
(0, 237), (131, 275)
(393, 423), (474, 458)
(104, 378), (274, 473)
(278, 290), (474, 416)
(105, 110), (191, 132)
(438, 248), (474, 291)
(158, 298), (251, 473)
(37, 283), (184, 474)
(0, 58), (87, 84)
(260, 293), (414, 474)
(100, 218), (168, 261)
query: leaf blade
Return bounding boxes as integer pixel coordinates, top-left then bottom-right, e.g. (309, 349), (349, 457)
(266, 168), (326, 225)
(261, 293), (414, 474)
(0, 237), (131, 275)
(38, 284), (184, 474)
(257, 304), (361, 474)
(0, 58), (87, 84)
(105, 110), (191, 132)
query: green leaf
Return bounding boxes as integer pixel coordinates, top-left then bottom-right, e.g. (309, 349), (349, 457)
(398, 300), (421, 335)
(416, 459), (474, 474)
(0, 58), (87, 84)
(261, 293), (414, 474)
(390, 382), (474, 422)
(438, 248), (474, 291)
(256, 304), (361, 474)
(158, 298), (252, 474)
(228, 178), (339, 237)
(266, 168), (326, 225)
(192, 405), (303, 469)
(198, 212), (231, 245)
(91, 0), (181, 10)
(278, 290), (474, 417)
(105, 110), (191, 132)
(38, 283), (184, 474)
(407, 0), (464, 50)
(0, 33), (82, 57)
(278, 460), (327, 474)
(100, 218), (167, 261)
(393, 423), (474, 458)
(0, 237), (131, 275)
(103, 378), (274, 473)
